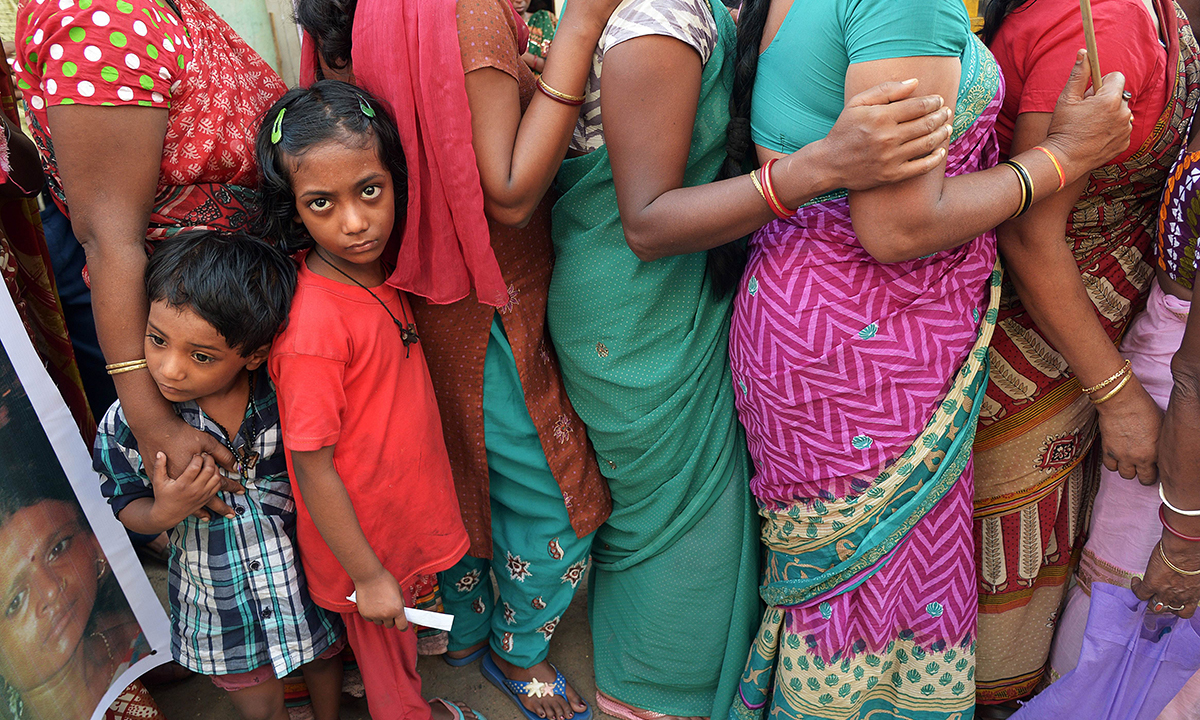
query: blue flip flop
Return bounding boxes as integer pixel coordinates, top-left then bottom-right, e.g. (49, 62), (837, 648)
(432, 698), (487, 720)
(443, 644), (489, 667)
(480, 653), (592, 720)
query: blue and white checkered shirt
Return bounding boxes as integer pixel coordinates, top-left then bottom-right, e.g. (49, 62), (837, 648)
(94, 369), (342, 677)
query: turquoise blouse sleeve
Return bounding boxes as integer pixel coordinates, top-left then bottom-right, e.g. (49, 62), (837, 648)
(844, 0), (969, 64)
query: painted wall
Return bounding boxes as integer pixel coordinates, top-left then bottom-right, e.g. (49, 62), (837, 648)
(206, 0), (281, 74)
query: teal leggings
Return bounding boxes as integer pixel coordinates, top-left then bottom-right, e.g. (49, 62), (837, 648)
(440, 315), (594, 668)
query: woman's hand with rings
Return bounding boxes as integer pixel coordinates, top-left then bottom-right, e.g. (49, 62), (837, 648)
(1132, 534), (1200, 618)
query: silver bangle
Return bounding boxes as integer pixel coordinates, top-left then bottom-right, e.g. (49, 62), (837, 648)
(1160, 483), (1200, 516)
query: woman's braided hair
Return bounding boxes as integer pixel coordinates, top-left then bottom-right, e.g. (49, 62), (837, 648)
(708, 0), (773, 296)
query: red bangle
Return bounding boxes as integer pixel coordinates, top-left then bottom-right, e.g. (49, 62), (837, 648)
(760, 158), (795, 220)
(1160, 504), (1200, 542)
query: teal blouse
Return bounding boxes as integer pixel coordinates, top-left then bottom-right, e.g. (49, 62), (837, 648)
(751, 0), (972, 153)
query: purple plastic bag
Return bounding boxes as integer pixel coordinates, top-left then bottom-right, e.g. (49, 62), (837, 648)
(1012, 583), (1200, 720)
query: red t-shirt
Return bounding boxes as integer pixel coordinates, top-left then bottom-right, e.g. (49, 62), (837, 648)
(990, 0), (1168, 162)
(269, 254), (468, 612)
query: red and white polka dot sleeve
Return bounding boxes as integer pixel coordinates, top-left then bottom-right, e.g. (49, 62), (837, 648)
(14, 0), (190, 112)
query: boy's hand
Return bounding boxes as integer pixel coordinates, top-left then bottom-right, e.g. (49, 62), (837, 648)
(353, 570), (408, 630)
(147, 452), (228, 528)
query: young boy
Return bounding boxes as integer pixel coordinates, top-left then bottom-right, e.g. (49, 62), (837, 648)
(94, 231), (345, 720)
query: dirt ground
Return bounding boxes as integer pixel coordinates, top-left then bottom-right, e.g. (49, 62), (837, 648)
(141, 560), (599, 720)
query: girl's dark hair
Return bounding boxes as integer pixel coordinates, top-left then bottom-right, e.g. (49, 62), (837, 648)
(146, 230), (298, 355)
(255, 80), (408, 254)
(295, 0), (357, 74)
(980, 0), (1033, 45)
(709, 0), (775, 297)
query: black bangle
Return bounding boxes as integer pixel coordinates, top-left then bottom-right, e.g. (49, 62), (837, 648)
(1001, 159), (1035, 218)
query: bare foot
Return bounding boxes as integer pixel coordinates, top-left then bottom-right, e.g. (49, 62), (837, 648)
(491, 651), (586, 720)
(445, 640), (487, 662)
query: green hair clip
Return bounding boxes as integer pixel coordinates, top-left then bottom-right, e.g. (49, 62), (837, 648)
(270, 107), (286, 144)
(359, 98), (376, 118)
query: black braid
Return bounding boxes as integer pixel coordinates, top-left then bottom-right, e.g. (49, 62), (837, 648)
(707, 0), (772, 297)
(980, 0), (1034, 45)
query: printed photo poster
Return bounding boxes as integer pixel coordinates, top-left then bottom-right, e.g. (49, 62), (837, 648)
(0, 288), (169, 720)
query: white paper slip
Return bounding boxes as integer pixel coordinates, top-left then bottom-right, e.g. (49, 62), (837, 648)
(345, 592), (455, 631)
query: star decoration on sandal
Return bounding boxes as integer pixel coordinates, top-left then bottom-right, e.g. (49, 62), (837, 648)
(526, 679), (550, 698)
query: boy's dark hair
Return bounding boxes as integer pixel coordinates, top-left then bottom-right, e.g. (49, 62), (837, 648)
(145, 230), (298, 356)
(294, 0), (357, 75)
(254, 80), (408, 253)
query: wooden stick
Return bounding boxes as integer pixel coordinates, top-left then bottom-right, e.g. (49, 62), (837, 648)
(1080, 0), (1104, 89)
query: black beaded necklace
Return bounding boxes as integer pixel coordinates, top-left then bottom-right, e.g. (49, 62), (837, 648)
(312, 248), (420, 357)
(213, 371), (259, 474)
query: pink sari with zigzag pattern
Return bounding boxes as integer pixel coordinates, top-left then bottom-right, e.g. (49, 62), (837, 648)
(727, 34), (1002, 719)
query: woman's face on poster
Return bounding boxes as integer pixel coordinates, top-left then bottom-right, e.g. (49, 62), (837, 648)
(0, 500), (100, 691)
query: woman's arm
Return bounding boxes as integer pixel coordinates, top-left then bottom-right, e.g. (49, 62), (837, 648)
(601, 36), (956, 261)
(45, 105), (236, 486)
(1132, 305), (1200, 617)
(290, 446), (408, 629)
(847, 51), (1131, 263)
(996, 111), (1161, 482)
(466, 0), (621, 227)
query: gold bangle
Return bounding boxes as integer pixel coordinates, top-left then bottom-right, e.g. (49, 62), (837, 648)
(105, 358), (147, 370)
(1159, 542), (1200, 576)
(1091, 371), (1132, 405)
(534, 76), (584, 105)
(1081, 359), (1132, 395)
(749, 169), (770, 209)
(106, 359), (148, 376)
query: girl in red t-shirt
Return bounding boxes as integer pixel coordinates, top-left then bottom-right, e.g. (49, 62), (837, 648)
(258, 81), (475, 720)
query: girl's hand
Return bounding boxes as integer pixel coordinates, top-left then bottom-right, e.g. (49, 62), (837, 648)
(1132, 534), (1200, 618)
(1041, 49), (1132, 184)
(1095, 374), (1162, 483)
(353, 570), (409, 629)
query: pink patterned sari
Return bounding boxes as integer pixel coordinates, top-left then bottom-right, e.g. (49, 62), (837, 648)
(728, 35), (1003, 720)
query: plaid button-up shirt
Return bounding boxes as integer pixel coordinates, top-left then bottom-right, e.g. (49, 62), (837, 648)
(94, 369), (342, 677)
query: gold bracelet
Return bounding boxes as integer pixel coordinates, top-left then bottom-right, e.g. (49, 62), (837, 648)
(1091, 371), (1132, 405)
(1081, 359), (1132, 395)
(1159, 542), (1200, 576)
(534, 76), (584, 106)
(749, 169), (770, 209)
(105, 358), (147, 370)
(106, 359), (148, 376)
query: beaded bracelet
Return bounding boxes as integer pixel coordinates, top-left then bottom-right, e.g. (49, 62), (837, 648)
(1160, 504), (1200, 542)
(1081, 359), (1131, 395)
(1161, 483), (1200, 517)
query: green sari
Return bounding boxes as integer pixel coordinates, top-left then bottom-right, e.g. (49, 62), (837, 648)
(546, 2), (759, 717)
